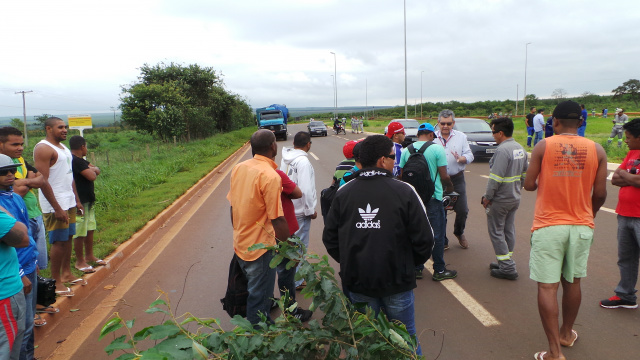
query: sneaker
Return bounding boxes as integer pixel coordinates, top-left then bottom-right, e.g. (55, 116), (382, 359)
(432, 269), (457, 281)
(600, 296), (638, 309)
(444, 245), (450, 251)
(415, 269), (423, 280)
(489, 262), (499, 270)
(289, 307), (313, 322)
(490, 269), (518, 280)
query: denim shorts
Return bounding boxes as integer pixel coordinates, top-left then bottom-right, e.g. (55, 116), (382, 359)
(43, 207), (77, 243)
(530, 225), (593, 283)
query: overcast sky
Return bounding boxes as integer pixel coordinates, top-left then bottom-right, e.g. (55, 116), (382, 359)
(1, 0), (638, 118)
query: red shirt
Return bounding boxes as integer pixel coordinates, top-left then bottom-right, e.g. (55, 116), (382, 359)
(276, 170), (300, 236)
(616, 150), (640, 217)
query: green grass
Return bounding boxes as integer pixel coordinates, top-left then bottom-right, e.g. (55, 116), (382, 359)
(34, 127), (254, 278)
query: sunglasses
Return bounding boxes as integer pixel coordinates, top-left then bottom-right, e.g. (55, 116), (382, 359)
(440, 122), (453, 126)
(492, 130), (501, 134)
(384, 154), (396, 160)
(0, 168), (17, 176)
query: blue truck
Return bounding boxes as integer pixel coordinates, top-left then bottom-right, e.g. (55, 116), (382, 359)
(256, 104), (289, 141)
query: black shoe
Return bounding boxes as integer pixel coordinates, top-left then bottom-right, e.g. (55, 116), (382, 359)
(432, 269), (457, 281)
(415, 269), (423, 279)
(490, 269), (518, 280)
(489, 262), (499, 270)
(289, 307), (313, 322)
(600, 295), (638, 309)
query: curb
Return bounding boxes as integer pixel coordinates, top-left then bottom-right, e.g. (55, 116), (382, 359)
(35, 141), (249, 337)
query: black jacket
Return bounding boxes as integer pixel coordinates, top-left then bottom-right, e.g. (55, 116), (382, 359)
(322, 168), (434, 298)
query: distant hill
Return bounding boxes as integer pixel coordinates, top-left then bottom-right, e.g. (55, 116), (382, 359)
(285, 106), (393, 117)
(0, 113), (120, 129)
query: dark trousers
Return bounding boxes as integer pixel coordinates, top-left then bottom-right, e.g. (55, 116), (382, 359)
(445, 172), (468, 245)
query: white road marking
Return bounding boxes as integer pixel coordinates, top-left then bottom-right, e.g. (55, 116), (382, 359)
(424, 259), (501, 327)
(309, 151), (319, 161)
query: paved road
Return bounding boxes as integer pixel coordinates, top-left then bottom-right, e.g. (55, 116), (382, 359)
(37, 123), (640, 359)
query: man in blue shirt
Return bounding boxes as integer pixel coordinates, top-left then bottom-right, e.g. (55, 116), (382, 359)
(578, 104), (588, 137)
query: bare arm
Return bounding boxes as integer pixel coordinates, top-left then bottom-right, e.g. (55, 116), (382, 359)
(524, 140), (546, 191)
(438, 166), (454, 193)
(13, 171), (44, 197)
(591, 144), (608, 217)
(612, 168), (640, 188)
(0, 222), (29, 248)
(288, 185), (302, 199)
(72, 180), (84, 215)
(79, 168), (98, 182)
(271, 216), (290, 242)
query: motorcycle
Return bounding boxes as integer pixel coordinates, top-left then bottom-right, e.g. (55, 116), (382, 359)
(333, 123), (346, 135)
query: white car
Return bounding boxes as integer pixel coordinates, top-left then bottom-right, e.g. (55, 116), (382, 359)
(384, 119), (420, 142)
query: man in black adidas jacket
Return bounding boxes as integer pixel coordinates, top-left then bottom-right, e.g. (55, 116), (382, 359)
(322, 135), (433, 355)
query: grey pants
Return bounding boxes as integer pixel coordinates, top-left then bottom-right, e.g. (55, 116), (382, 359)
(615, 215), (640, 302)
(486, 201), (519, 273)
(609, 126), (624, 140)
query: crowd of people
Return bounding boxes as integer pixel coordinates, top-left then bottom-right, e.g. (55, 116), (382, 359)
(0, 117), (100, 360)
(227, 100), (640, 360)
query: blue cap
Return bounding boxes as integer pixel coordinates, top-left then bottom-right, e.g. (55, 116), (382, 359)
(418, 123), (435, 132)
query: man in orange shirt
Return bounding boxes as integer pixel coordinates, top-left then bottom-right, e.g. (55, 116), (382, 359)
(227, 129), (289, 324)
(524, 101), (608, 360)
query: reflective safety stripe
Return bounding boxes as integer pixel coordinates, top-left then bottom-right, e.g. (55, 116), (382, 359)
(496, 254), (511, 261)
(489, 173), (522, 183)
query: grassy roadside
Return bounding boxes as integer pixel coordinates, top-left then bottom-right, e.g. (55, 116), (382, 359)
(36, 127), (254, 278)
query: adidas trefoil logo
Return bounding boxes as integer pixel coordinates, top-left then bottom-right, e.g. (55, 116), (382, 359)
(356, 204), (381, 229)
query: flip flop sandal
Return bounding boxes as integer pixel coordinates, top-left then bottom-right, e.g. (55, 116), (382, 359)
(563, 329), (578, 347)
(67, 278), (88, 286)
(93, 259), (107, 266)
(36, 305), (59, 314)
(75, 266), (96, 274)
(34, 314), (47, 327)
(55, 287), (74, 297)
(534, 352), (547, 360)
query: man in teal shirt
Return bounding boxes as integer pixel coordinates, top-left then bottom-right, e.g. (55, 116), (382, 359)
(399, 123), (455, 281)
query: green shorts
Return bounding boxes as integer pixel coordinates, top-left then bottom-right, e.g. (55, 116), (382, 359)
(73, 202), (96, 238)
(529, 225), (594, 283)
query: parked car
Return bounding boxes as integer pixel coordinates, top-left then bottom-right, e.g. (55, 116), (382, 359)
(307, 120), (328, 137)
(384, 119), (420, 143)
(450, 118), (498, 159)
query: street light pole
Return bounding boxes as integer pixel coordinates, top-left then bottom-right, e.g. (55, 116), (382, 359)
(403, 0), (408, 119)
(330, 75), (335, 119)
(420, 70), (424, 120)
(523, 42), (531, 116)
(330, 52), (337, 118)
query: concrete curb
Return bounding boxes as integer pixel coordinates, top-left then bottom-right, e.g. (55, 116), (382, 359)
(35, 141), (249, 337)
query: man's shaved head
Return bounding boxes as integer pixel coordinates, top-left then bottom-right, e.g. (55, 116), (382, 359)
(251, 129), (276, 156)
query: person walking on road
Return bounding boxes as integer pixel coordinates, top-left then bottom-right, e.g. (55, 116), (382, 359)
(434, 109), (474, 249)
(280, 132), (317, 289)
(526, 107), (536, 147)
(322, 135), (433, 356)
(524, 100), (608, 360)
(33, 117), (84, 296)
(481, 118), (528, 280)
(608, 108), (628, 147)
(399, 123), (456, 281)
(600, 118), (640, 309)
(227, 129), (289, 325)
(533, 109), (546, 146)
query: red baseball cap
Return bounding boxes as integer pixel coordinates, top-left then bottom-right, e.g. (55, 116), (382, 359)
(342, 140), (358, 159)
(386, 122), (405, 138)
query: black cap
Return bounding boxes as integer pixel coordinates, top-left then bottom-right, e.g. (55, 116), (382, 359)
(553, 100), (582, 120)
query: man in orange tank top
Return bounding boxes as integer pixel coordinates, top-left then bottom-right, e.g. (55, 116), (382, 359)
(524, 101), (608, 360)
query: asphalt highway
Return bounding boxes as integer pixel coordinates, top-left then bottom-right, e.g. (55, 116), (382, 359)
(36, 123), (640, 359)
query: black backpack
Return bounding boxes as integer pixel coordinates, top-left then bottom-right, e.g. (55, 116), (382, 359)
(401, 142), (436, 204)
(220, 254), (248, 317)
(320, 171), (357, 223)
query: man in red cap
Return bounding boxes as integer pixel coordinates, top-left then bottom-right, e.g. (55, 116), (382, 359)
(386, 122), (405, 177)
(333, 140), (357, 185)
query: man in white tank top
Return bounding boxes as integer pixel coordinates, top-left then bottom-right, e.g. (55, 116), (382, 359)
(33, 117), (84, 295)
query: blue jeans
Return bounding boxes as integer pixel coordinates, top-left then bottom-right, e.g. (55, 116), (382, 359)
(425, 198), (446, 273)
(577, 125), (586, 137)
(526, 127), (534, 146)
(0, 291), (25, 360)
(294, 216), (312, 287)
(534, 131), (543, 146)
(614, 215), (640, 302)
(350, 290), (421, 355)
(19, 271), (36, 360)
(237, 251), (276, 324)
(30, 216), (47, 270)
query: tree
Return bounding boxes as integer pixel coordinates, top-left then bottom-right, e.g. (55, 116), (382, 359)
(9, 118), (23, 130)
(612, 79), (640, 106)
(551, 88), (568, 100)
(120, 62), (254, 141)
(34, 114), (52, 128)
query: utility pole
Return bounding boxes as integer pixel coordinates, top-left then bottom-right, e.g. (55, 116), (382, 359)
(15, 90), (33, 147)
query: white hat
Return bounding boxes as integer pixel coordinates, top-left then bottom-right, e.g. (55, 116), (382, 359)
(0, 154), (20, 171)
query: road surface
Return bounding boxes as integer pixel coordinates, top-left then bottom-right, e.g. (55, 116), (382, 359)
(36, 123), (640, 359)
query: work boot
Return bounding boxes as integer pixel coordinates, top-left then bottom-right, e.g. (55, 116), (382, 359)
(490, 269), (518, 280)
